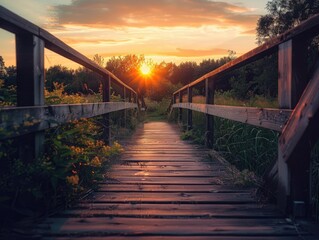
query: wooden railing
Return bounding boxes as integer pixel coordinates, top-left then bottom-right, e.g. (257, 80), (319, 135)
(0, 6), (138, 158)
(172, 13), (319, 216)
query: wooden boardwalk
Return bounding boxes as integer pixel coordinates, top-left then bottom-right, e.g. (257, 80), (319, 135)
(37, 122), (312, 239)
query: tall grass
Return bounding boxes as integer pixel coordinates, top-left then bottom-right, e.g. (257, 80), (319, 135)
(145, 98), (172, 121)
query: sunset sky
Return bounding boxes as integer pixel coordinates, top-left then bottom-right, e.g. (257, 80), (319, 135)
(0, 0), (269, 68)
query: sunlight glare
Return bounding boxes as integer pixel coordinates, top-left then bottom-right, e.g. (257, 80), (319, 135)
(140, 63), (152, 76)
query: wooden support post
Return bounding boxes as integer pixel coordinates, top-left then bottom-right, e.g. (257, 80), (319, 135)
(102, 75), (111, 144)
(277, 38), (309, 215)
(205, 78), (214, 148)
(123, 87), (127, 128)
(16, 34), (45, 161)
(178, 92), (183, 125)
(187, 87), (193, 131)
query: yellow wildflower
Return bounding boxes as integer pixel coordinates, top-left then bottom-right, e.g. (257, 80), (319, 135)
(90, 156), (101, 167)
(66, 175), (79, 185)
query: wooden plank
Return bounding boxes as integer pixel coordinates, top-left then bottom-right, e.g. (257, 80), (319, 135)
(36, 217), (299, 236)
(0, 102), (137, 140)
(61, 203), (279, 218)
(118, 161), (215, 166)
(120, 157), (207, 162)
(42, 237), (314, 240)
(108, 170), (222, 177)
(173, 103), (292, 132)
(83, 192), (254, 204)
(96, 184), (245, 192)
(102, 177), (222, 185)
(113, 164), (222, 171)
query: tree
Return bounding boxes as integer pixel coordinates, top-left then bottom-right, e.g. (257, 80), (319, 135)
(0, 56), (6, 79)
(46, 65), (74, 92)
(257, 0), (319, 44)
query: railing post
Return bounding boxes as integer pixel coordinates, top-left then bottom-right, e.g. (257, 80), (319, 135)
(205, 78), (214, 148)
(123, 87), (127, 128)
(277, 38), (309, 216)
(16, 33), (45, 161)
(178, 91), (183, 125)
(102, 75), (111, 144)
(187, 87), (193, 131)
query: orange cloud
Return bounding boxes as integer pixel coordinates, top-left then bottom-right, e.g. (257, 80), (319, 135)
(99, 47), (230, 58)
(62, 37), (131, 45)
(54, 0), (259, 30)
(159, 48), (230, 57)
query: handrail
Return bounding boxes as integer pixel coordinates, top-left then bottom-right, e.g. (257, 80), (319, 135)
(0, 6), (136, 94)
(173, 13), (319, 95)
(0, 6), (139, 148)
(171, 13), (319, 216)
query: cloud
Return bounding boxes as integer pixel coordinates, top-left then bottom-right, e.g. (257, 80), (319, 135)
(101, 47), (230, 58)
(160, 48), (230, 57)
(62, 37), (130, 45)
(54, 0), (259, 30)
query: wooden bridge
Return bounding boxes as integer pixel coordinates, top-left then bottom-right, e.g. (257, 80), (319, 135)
(1, 5), (319, 240)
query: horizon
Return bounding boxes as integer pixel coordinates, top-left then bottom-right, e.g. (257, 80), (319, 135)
(0, 0), (268, 68)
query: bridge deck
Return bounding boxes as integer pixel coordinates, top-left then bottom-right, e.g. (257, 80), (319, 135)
(37, 122), (312, 239)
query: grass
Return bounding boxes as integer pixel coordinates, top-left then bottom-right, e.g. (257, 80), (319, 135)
(144, 98), (171, 121)
(178, 93), (279, 177)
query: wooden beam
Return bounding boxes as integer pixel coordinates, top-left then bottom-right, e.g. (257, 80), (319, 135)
(205, 79), (214, 147)
(279, 60), (319, 201)
(187, 87), (193, 131)
(178, 92), (183, 124)
(277, 39), (310, 215)
(102, 76), (111, 144)
(0, 102), (138, 140)
(172, 103), (291, 132)
(16, 34), (45, 161)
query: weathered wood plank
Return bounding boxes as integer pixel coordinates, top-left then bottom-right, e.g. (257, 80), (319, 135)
(96, 184), (245, 192)
(173, 103), (291, 132)
(42, 237), (314, 240)
(83, 192), (254, 204)
(61, 203), (279, 218)
(102, 176), (222, 185)
(0, 102), (137, 140)
(279, 61), (319, 162)
(108, 170), (222, 177)
(36, 217), (299, 236)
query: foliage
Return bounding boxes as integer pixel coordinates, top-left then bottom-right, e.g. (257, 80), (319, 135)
(176, 93), (279, 177)
(0, 81), (130, 231)
(257, 0), (319, 44)
(45, 82), (102, 104)
(214, 117), (278, 176)
(144, 98), (172, 121)
(0, 79), (16, 106)
(0, 119), (123, 221)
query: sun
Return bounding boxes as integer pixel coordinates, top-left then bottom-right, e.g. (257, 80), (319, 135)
(140, 63), (152, 76)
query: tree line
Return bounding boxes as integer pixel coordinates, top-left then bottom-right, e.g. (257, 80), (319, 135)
(1, 0), (318, 104)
